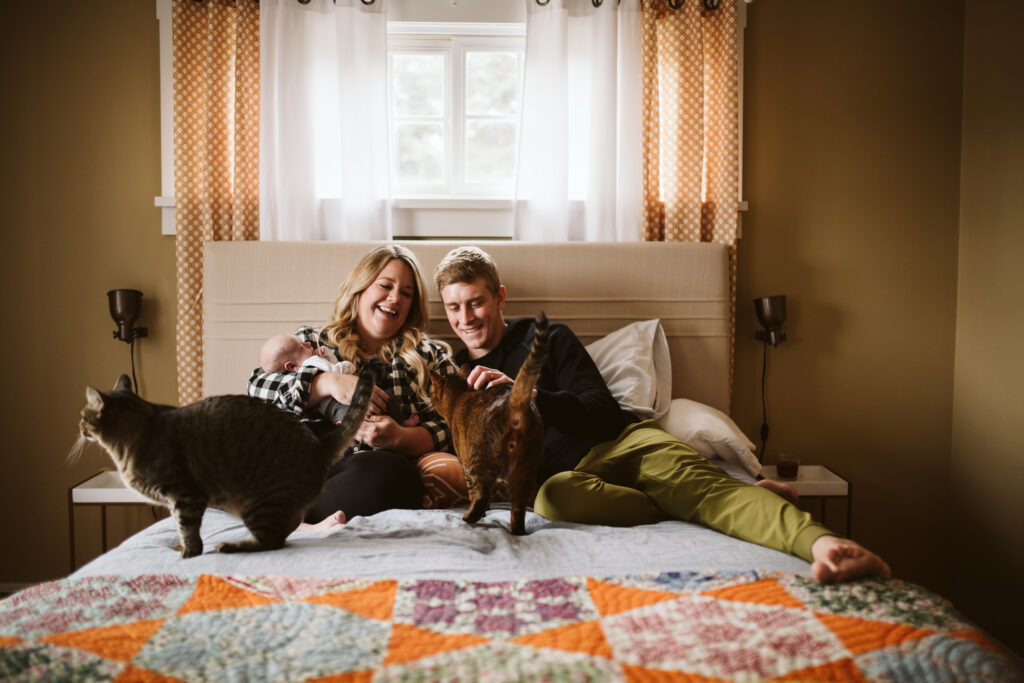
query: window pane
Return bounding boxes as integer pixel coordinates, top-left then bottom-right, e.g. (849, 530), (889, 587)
(396, 123), (444, 184)
(393, 54), (444, 117)
(465, 120), (516, 184)
(465, 52), (518, 116)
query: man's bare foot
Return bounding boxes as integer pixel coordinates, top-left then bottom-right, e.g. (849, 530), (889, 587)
(810, 535), (891, 584)
(756, 478), (799, 504)
(295, 510), (347, 533)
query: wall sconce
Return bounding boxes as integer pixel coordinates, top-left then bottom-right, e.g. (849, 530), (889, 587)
(107, 289), (148, 343)
(107, 289), (148, 394)
(754, 295), (787, 347)
(754, 295), (787, 463)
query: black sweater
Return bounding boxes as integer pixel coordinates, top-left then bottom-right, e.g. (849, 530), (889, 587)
(455, 317), (638, 482)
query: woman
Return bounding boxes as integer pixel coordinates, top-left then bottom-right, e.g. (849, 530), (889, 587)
(248, 244), (458, 528)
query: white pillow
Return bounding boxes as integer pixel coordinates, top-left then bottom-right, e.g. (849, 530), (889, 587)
(658, 398), (762, 477)
(585, 319), (672, 420)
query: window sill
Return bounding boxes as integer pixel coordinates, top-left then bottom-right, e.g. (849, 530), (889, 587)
(154, 195), (176, 235)
(391, 198), (513, 239)
(392, 197), (514, 210)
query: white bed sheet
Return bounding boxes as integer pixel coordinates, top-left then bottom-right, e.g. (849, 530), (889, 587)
(73, 508), (810, 581)
(73, 460), (811, 581)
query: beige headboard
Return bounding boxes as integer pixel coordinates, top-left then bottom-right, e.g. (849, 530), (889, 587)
(203, 241), (732, 412)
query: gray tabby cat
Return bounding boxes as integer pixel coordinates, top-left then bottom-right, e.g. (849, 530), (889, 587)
(76, 372), (373, 558)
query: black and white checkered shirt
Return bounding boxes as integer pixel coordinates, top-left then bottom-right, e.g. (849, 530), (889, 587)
(247, 326), (457, 453)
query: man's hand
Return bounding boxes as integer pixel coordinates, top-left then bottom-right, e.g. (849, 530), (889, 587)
(466, 365), (513, 391)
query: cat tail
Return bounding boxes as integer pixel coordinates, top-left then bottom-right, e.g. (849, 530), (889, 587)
(320, 368), (375, 466)
(507, 311), (549, 429)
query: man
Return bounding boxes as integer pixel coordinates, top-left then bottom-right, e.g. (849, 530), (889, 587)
(434, 246), (890, 584)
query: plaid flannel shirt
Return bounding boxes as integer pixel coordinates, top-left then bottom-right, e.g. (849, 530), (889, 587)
(247, 326), (457, 453)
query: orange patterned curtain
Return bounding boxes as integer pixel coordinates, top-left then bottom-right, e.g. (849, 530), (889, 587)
(641, 0), (739, 391)
(173, 0), (260, 404)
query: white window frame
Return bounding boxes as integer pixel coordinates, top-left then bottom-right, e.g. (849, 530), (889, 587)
(155, 0), (175, 235)
(388, 40), (452, 195)
(457, 36), (525, 196)
(388, 25), (525, 200)
(387, 22), (524, 238)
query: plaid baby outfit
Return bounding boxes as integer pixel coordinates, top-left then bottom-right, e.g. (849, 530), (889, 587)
(248, 326), (456, 453)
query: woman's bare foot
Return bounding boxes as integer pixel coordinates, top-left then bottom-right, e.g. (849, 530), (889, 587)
(756, 478), (799, 504)
(811, 535), (891, 584)
(295, 510), (347, 532)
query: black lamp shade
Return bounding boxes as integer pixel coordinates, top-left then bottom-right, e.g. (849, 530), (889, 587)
(754, 295), (787, 346)
(108, 289), (143, 342)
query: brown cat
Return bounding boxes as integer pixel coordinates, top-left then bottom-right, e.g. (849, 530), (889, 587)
(430, 311), (549, 536)
(75, 372), (373, 557)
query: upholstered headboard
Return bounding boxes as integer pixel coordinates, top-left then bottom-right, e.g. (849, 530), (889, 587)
(203, 241), (732, 411)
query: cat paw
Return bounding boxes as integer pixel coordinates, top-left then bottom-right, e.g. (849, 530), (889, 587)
(172, 541), (202, 558)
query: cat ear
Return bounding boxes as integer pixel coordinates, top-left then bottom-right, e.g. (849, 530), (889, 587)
(458, 364), (471, 379)
(114, 375), (132, 393)
(85, 387), (103, 405)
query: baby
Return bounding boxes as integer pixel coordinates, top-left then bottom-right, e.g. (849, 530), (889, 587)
(259, 333), (409, 425)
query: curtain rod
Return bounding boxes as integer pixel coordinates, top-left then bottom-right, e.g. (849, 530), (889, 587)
(191, 0), (378, 4)
(537, 0), (722, 7)
(190, 0), (720, 9)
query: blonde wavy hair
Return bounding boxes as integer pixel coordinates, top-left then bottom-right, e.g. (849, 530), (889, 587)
(320, 244), (442, 401)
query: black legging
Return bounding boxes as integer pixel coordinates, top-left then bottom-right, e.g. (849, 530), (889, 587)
(305, 449), (424, 523)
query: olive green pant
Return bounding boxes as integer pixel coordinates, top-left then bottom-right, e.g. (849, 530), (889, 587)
(533, 420), (831, 562)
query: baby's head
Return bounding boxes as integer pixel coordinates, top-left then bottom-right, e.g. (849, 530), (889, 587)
(259, 333), (315, 373)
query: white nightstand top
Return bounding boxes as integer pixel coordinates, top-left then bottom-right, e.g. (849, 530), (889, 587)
(761, 465), (848, 496)
(71, 471), (157, 504)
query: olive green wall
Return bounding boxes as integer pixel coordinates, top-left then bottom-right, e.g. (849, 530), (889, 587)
(0, 2), (178, 582)
(736, 0), (1021, 655)
(2, 0), (1019, 657)
(735, 0), (964, 599)
(950, 1), (1024, 655)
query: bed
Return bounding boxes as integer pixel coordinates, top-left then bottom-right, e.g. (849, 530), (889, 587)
(3, 241), (1021, 681)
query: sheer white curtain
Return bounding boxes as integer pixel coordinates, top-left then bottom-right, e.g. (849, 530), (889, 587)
(515, 0), (643, 242)
(260, 0), (390, 241)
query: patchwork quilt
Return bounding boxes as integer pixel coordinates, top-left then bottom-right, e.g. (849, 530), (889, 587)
(1, 570), (1020, 682)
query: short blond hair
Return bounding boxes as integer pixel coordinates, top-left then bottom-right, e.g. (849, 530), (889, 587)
(433, 246), (501, 295)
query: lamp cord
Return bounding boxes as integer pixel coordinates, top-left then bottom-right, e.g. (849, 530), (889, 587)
(130, 336), (140, 395)
(759, 340), (769, 463)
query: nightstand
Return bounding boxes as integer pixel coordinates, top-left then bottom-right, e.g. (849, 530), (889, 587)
(760, 465), (852, 536)
(68, 470), (160, 571)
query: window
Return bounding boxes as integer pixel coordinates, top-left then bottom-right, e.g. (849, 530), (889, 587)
(155, 6), (746, 239)
(388, 23), (525, 199)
